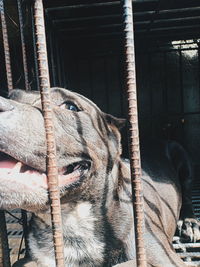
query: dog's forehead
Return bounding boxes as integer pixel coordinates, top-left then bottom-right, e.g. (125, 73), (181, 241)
(51, 87), (82, 102)
(10, 88), (100, 112)
(51, 88), (100, 111)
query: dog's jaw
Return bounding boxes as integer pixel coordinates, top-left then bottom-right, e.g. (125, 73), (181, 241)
(0, 154), (91, 190)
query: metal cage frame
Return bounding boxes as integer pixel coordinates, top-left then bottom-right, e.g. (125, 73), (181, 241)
(0, 0), (146, 266)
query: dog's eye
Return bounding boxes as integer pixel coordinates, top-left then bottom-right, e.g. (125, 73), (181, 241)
(60, 102), (80, 112)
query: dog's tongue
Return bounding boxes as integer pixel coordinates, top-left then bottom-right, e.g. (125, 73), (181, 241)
(0, 159), (18, 169)
(0, 158), (82, 189)
(0, 159), (48, 189)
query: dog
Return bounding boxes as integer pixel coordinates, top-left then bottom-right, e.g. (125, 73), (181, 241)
(0, 88), (199, 267)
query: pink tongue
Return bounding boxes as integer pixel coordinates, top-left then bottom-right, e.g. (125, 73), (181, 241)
(0, 159), (18, 169)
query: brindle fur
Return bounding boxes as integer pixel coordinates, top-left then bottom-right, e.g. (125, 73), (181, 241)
(0, 88), (199, 267)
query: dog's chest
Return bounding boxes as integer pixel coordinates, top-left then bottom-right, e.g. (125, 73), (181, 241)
(29, 202), (105, 267)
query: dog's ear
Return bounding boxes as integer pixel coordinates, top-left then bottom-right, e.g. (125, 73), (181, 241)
(104, 114), (126, 155)
(104, 113), (126, 130)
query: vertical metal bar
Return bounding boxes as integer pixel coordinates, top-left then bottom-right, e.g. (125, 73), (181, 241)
(17, 0), (29, 91)
(31, 5), (40, 90)
(121, 1), (147, 267)
(21, 210), (29, 258)
(0, 1), (12, 265)
(34, 1), (65, 266)
(0, 211), (11, 267)
(0, 0), (13, 92)
(17, 0), (30, 255)
(179, 49), (185, 143)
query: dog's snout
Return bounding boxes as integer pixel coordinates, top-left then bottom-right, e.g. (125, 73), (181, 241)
(0, 97), (14, 112)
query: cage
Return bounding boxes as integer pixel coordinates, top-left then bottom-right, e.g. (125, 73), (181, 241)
(0, 0), (200, 266)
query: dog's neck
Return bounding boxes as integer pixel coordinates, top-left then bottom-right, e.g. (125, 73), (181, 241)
(29, 158), (133, 266)
(30, 201), (105, 266)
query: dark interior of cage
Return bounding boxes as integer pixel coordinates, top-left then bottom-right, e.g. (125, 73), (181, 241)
(1, 0), (200, 266)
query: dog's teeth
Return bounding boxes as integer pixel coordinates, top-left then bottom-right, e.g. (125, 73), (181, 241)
(10, 162), (23, 173)
(74, 164), (80, 171)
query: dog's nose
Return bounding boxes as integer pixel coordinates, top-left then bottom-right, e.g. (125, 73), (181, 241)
(0, 97), (14, 112)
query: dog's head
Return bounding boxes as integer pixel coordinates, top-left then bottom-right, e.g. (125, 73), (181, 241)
(0, 88), (125, 210)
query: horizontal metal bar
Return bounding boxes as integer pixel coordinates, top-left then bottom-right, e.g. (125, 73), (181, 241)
(46, 1), (120, 11)
(47, 3), (200, 24)
(192, 196), (200, 199)
(134, 8), (200, 25)
(133, 0), (200, 13)
(174, 243), (200, 249)
(191, 199), (200, 203)
(141, 47), (198, 54)
(155, 15), (200, 24)
(57, 18), (200, 34)
(159, 6), (200, 14)
(43, 0), (200, 16)
(44, 0), (119, 8)
(45, 0), (199, 12)
(55, 16), (200, 33)
(58, 26), (200, 42)
(167, 111), (200, 117)
(138, 23), (200, 33)
(178, 252), (200, 258)
(192, 203), (200, 207)
(136, 28), (200, 42)
(186, 262), (200, 267)
(47, 5), (121, 21)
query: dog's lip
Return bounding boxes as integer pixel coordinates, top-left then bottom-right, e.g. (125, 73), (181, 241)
(0, 152), (91, 189)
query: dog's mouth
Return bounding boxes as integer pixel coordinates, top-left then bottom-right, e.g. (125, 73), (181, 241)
(0, 152), (91, 189)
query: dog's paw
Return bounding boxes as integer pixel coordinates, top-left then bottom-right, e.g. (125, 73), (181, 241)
(177, 218), (200, 242)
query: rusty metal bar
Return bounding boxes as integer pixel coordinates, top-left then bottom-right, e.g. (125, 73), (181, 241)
(17, 0), (29, 91)
(0, 0), (13, 92)
(0, 1), (12, 265)
(31, 4), (40, 91)
(0, 211), (11, 267)
(21, 210), (30, 258)
(122, 1), (147, 267)
(34, 1), (65, 266)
